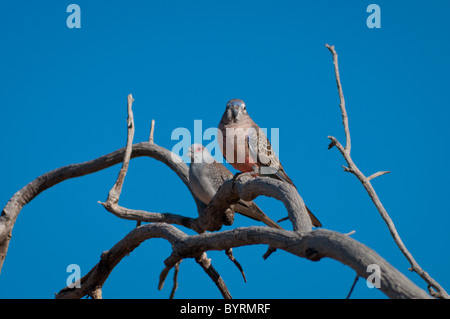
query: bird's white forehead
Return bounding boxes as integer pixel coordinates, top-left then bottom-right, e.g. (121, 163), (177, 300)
(227, 99), (246, 108)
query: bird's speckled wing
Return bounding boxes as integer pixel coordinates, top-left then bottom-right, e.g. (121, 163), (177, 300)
(211, 161), (233, 185)
(247, 125), (295, 186)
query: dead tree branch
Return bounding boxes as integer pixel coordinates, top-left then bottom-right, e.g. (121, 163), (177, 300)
(97, 95), (233, 299)
(105, 94), (135, 204)
(2, 66), (441, 299)
(205, 175), (313, 232)
(0, 140), (201, 273)
(325, 43), (448, 299)
(169, 261), (180, 299)
(149, 119), (155, 143)
(226, 248), (247, 283)
(55, 223), (430, 299)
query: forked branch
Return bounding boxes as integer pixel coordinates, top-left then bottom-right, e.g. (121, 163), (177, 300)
(56, 223), (430, 299)
(3, 47), (443, 299)
(96, 95), (233, 299)
(325, 43), (448, 299)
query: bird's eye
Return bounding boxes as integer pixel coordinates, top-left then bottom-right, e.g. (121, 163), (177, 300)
(197, 147), (202, 152)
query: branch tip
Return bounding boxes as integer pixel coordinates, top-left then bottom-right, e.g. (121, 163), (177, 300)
(345, 230), (356, 236)
(325, 45), (448, 298)
(262, 246), (277, 260)
(367, 171), (391, 181)
(149, 119), (155, 143)
(225, 248), (247, 283)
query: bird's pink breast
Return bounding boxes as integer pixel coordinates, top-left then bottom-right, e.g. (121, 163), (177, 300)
(219, 121), (259, 173)
(230, 161), (258, 173)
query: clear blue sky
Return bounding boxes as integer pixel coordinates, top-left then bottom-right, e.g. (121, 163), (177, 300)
(1, 1), (449, 299)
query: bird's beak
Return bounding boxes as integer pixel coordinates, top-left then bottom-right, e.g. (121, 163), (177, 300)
(186, 149), (192, 159)
(232, 106), (240, 118)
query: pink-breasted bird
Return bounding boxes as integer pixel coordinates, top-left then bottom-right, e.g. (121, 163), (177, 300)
(187, 144), (282, 229)
(218, 99), (322, 227)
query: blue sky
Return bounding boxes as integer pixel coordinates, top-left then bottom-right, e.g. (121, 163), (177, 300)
(0, 1), (449, 299)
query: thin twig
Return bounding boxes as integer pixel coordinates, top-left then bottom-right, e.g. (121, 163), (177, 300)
(105, 94), (135, 204)
(159, 253), (182, 291)
(196, 252), (232, 299)
(344, 230), (356, 236)
(346, 273), (359, 299)
(225, 248), (246, 283)
(367, 171), (391, 181)
(158, 266), (172, 290)
(149, 119), (155, 143)
(262, 246), (277, 260)
(325, 44), (351, 153)
(169, 261), (180, 299)
(325, 44), (449, 299)
(99, 201), (203, 233)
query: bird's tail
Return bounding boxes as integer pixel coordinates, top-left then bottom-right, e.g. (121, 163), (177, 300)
(274, 169), (296, 188)
(234, 200), (282, 229)
(262, 166), (297, 189)
(271, 168), (322, 227)
(306, 205), (322, 227)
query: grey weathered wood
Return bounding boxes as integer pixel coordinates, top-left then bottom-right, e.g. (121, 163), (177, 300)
(0, 142), (198, 272)
(55, 223), (431, 299)
(325, 43), (448, 299)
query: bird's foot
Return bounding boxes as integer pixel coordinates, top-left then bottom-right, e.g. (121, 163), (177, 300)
(232, 171), (253, 190)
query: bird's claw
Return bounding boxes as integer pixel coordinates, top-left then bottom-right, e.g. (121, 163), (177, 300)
(231, 171), (255, 190)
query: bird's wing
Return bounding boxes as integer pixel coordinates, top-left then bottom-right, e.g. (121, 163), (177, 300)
(247, 125), (295, 185)
(212, 161), (233, 183)
(306, 205), (322, 228)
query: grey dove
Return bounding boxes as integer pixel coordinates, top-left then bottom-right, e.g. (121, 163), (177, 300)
(187, 144), (282, 229)
(217, 98), (322, 227)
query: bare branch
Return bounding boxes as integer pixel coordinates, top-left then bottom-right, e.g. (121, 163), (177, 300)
(225, 248), (246, 283)
(342, 165), (353, 173)
(196, 252), (232, 299)
(0, 143), (190, 251)
(169, 261), (180, 299)
(106, 94), (135, 204)
(325, 44), (351, 153)
(325, 44), (449, 299)
(1, 93), (313, 276)
(96, 98), (205, 232)
(0, 139), (208, 272)
(149, 119), (155, 143)
(262, 246), (277, 260)
(56, 223), (188, 299)
(56, 223), (431, 299)
(4, 81), (442, 300)
(99, 203), (203, 232)
(346, 273), (359, 299)
(159, 252), (183, 291)
(157, 248), (232, 298)
(367, 171), (391, 181)
(205, 175), (313, 232)
(97, 96), (204, 234)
